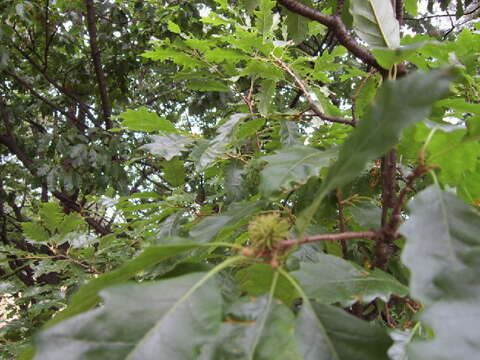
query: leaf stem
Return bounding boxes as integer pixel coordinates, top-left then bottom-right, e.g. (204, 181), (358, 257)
(249, 271), (279, 359)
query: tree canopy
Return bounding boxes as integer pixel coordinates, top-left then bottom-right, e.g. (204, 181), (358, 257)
(1, 0), (479, 359)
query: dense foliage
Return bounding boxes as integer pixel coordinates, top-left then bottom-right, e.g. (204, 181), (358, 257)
(1, 0), (479, 359)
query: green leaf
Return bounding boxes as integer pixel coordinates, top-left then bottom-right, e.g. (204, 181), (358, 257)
(190, 200), (262, 243)
(167, 20), (181, 34)
(292, 254), (408, 306)
(194, 113), (248, 171)
(206, 295), (302, 359)
(372, 42), (429, 69)
(118, 107), (177, 133)
(162, 159), (185, 187)
(241, 0), (260, 12)
(236, 117), (266, 139)
(285, 1), (312, 44)
(349, 201), (382, 229)
(427, 129), (479, 185)
(44, 244), (201, 327)
(257, 79), (277, 117)
(400, 185), (480, 359)
(203, 48), (246, 64)
(224, 161), (246, 203)
(141, 133), (194, 160)
(236, 264), (298, 305)
(240, 59), (284, 81)
(279, 268), (393, 360)
(354, 75), (380, 120)
(34, 273), (223, 359)
(404, 0), (418, 16)
(259, 145), (337, 198)
(254, 0), (276, 38)
(39, 202), (63, 232)
(21, 222), (50, 243)
(296, 302), (393, 360)
(280, 120), (301, 147)
(298, 69), (455, 233)
(350, 0), (400, 48)
(186, 79), (231, 92)
(58, 213), (84, 237)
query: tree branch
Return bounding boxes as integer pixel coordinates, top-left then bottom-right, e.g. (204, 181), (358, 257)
(277, 230), (379, 249)
(277, 0), (384, 74)
(85, 0), (112, 130)
(3, 70), (87, 134)
(273, 56), (356, 126)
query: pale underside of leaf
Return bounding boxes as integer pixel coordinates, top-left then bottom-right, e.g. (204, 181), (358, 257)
(350, 0), (400, 49)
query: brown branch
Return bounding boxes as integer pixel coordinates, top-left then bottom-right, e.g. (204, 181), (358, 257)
(336, 188), (348, 257)
(85, 0), (112, 130)
(375, 164), (428, 270)
(277, 230), (378, 249)
(395, 0), (404, 25)
(335, 0), (345, 16)
(9, 42), (98, 126)
(3, 70), (86, 134)
(273, 57), (356, 126)
(380, 150), (397, 226)
(277, 0), (384, 74)
(386, 165), (429, 235)
(0, 128), (111, 236)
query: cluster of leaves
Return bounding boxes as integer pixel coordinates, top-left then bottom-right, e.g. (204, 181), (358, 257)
(0, 0), (479, 359)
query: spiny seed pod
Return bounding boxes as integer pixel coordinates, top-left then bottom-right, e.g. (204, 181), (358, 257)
(248, 213), (290, 250)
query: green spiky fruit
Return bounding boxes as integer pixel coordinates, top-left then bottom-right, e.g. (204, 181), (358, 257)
(248, 213), (290, 250)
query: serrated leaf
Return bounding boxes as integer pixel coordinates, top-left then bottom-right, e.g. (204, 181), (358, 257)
(295, 301), (393, 360)
(39, 202), (63, 232)
(118, 107), (177, 133)
(224, 161), (246, 203)
(350, 0), (400, 48)
(400, 185), (480, 359)
(167, 20), (181, 34)
(240, 59), (284, 81)
(236, 264), (298, 305)
(280, 120), (301, 147)
(255, 0), (276, 38)
(203, 48), (246, 64)
(34, 273), (223, 359)
(427, 129), (479, 185)
(162, 159), (185, 187)
(292, 254), (408, 306)
(193, 113), (248, 171)
(354, 75), (380, 120)
(43, 244), (201, 327)
(298, 69), (455, 233)
(189, 200), (262, 243)
(285, 1), (311, 44)
(241, 0), (260, 12)
(141, 133), (194, 160)
(236, 117), (266, 139)
(58, 213), (84, 237)
(257, 79), (277, 117)
(186, 79), (230, 92)
(372, 42), (429, 69)
(349, 201), (382, 229)
(21, 222), (50, 243)
(259, 145), (337, 198)
(205, 295), (301, 359)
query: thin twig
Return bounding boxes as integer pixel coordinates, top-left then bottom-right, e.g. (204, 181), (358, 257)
(273, 56), (356, 126)
(277, 230), (378, 249)
(85, 0), (112, 130)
